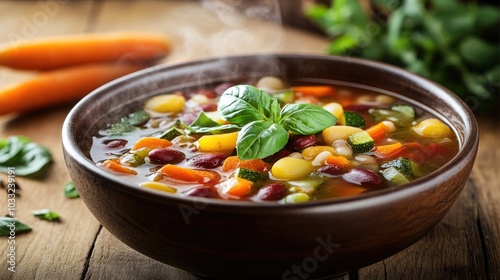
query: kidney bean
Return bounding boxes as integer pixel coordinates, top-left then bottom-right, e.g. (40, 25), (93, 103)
(342, 168), (383, 186)
(214, 82), (234, 96)
(255, 183), (287, 201)
(318, 165), (344, 176)
(184, 186), (218, 198)
(264, 149), (291, 163)
(287, 135), (317, 151)
(196, 103), (218, 112)
(189, 153), (227, 169)
(147, 148), (185, 165)
(179, 112), (198, 125)
(343, 104), (372, 113)
(104, 139), (128, 149)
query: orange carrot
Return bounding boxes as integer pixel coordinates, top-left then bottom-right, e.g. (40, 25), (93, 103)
(132, 137), (172, 151)
(222, 156), (271, 172)
(325, 155), (351, 169)
(374, 142), (404, 158)
(0, 32), (171, 70)
(101, 159), (137, 175)
(292, 86), (335, 97)
(331, 184), (366, 198)
(159, 164), (221, 184)
(365, 122), (390, 141)
(0, 63), (144, 115)
(222, 177), (253, 197)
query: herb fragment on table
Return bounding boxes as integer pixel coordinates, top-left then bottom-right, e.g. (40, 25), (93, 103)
(0, 135), (52, 177)
(0, 217), (31, 236)
(32, 209), (61, 221)
(305, 0), (500, 113)
(63, 181), (79, 198)
(218, 85), (337, 160)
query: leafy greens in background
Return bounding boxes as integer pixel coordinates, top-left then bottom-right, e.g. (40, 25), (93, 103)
(306, 0), (500, 113)
(0, 136), (52, 177)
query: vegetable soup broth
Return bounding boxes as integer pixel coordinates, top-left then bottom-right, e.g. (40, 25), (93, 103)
(90, 78), (459, 203)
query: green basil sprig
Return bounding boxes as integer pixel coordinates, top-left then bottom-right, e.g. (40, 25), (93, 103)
(0, 136), (52, 177)
(218, 85), (337, 160)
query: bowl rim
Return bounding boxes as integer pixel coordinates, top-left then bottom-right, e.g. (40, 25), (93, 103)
(62, 53), (479, 210)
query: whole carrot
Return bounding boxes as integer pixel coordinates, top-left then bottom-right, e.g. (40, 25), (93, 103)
(0, 63), (144, 115)
(0, 32), (171, 70)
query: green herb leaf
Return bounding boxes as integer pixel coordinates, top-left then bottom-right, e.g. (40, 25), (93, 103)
(0, 136), (52, 177)
(64, 181), (79, 198)
(0, 217), (31, 236)
(237, 121), (289, 160)
(184, 112), (240, 134)
(105, 110), (150, 135)
(279, 103), (337, 135)
(32, 209), (60, 221)
(218, 85), (278, 124)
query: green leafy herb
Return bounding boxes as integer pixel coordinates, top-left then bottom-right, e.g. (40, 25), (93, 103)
(306, 0), (500, 113)
(32, 209), (60, 221)
(219, 85), (337, 159)
(0, 136), (52, 177)
(185, 111), (240, 134)
(63, 181), (79, 198)
(0, 217), (31, 236)
(105, 110), (150, 135)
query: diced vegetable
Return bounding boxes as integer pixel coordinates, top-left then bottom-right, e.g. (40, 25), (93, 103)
(220, 177), (253, 197)
(235, 168), (268, 182)
(347, 131), (374, 153)
(322, 125), (363, 145)
(373, 142), (404, 158)
(271, 157), (315, 180)
(145, 94), (186, 113)
(391, 104), (415, 119)
(198, 132), (238, 153)
(301, 146), (337, 160)
(365, 121), (395, 141)
(139, 181), (177, 193)
(132, 137), (172, 151)
(381, 167), (410, 185)
(325, 155), (351, 169)
(412, 118), (453, 138)
(292, 86), (335, 97)
(322, 102), (346, 125)
(159, 127), (184, 141)
(222, 156), (270, 172)
(287, 178), (324, 194)
(159, 164), (220, 184)
(101, 159), (137, 175)
(344, 111), (366, 128)
(284, 193), (310, 203)
(369, 107), (414, 127)
(381, 157), (415, 176)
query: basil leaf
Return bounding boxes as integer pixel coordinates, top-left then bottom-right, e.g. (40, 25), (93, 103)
(237, 121), (289, 160)
(64, 181), (79, 198)
(218, 85), (278, 125)
(105, 110), (150, 135)
(279, 104), (337, 135)
(32, 209), (61, 221)
(184, 112), (240, 134)
(0, 136), (52, 177)
(0, 217), (31, 236)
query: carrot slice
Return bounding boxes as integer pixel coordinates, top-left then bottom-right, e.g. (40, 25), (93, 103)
(222, 156), (270, 172)
(292, 86), (335, 97)
(0, 32), (171, 70)
(221, 177), (253, 197)
(365, 122), (390, 141)
(325, 155), (351, 169)
(373, 142), (404, 158)
(101, 159), (137, 175)
(159, 164), (221, 184)
(0, 63), (144, 115)
(132, 137), (172, 150)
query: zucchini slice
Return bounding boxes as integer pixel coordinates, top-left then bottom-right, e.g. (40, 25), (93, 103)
(347, 131), (374, 153)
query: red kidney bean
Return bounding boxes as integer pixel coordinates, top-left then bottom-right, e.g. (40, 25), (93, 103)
(179, 112), (198, 125)
(343, 104), (372, 112)
(189, 153), (227, 169)
(147, 148), (185, 165)
(196, 103), (218, 112)
(342, 168), (383, 186)
(104, 139), (128, 149)
(184, 186), (219, 198)
(214, 82), (234, 96)
(255, 183), (287, 201)
(318, 165), (344, 176)
(287, 135), (317, 151)
(264, 149), (291, 163)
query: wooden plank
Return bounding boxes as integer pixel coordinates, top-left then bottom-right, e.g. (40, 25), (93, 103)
(0, 1), (100, 280)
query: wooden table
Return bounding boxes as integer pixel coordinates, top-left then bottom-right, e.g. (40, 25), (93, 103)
(0, 1), (498, 279)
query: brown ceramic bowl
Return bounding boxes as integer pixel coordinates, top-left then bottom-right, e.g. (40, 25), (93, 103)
(62, 54), (478, 279)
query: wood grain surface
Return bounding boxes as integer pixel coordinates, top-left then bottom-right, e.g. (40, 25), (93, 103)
(0, 1), (498, 280)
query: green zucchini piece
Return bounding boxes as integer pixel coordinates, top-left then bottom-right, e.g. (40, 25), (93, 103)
(381, 166), (410, 185)
(273, 90), (294, 104)
(159, 127), (184, 141)
(344, 111), (366, 128)
(347, 131), (374, 153)
(391, 104), (416, 120)
(235, 168), (268, 182)
(287, 178), (324, 195)
(381, 157), (415, 176)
